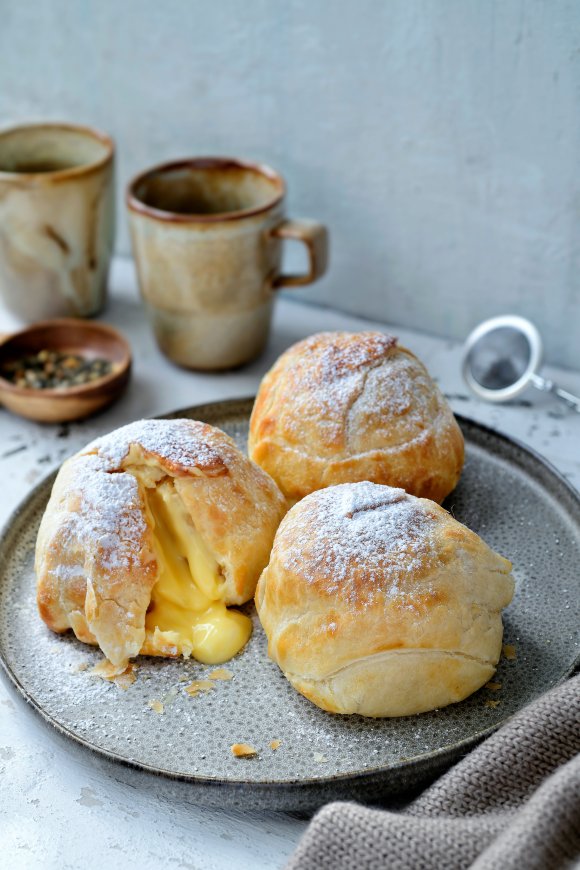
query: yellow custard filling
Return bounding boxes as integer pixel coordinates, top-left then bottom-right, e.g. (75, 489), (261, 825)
(142, 480), (251, 663)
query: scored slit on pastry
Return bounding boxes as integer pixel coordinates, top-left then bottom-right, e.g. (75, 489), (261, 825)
(36, 419), (286, 670)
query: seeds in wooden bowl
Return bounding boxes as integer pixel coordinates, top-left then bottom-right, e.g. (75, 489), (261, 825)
(0, 350), (113, 390)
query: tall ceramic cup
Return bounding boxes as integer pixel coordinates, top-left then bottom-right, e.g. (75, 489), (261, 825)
(127, 157), (329, 370)
(0, 122), (115, 321)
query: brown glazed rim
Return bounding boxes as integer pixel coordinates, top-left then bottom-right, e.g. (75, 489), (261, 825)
(0, 122), (114, 182)
(0, 319), (131, 399)
(126, 156), (286, 223)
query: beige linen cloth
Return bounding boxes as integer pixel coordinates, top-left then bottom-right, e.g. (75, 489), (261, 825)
(287, 675), (580, 870)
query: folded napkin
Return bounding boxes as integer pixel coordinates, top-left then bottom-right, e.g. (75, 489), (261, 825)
(287, 675), (580, 870)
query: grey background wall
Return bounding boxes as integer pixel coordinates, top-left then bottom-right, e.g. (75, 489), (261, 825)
(1, 0), (579, 368)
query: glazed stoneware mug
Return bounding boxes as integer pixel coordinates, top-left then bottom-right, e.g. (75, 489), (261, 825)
(127, 157), (329, 370)
(0, 122), (115, 321)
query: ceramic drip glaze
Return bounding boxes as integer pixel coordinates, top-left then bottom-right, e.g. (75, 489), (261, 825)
(127, 159), (328, 370)
(0, 123), (115, 321)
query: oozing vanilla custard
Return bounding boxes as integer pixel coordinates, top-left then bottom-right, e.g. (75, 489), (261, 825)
(142, 479), (251, 663)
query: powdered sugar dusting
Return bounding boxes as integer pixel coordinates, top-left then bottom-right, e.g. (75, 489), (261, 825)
(350, 352), (436, 420)
(52, 563), (86, 582)
(288, 332), (396, 406)
(277, 333), (398, 443)
(314, 331), (397, 378)
(279, 482), (439, 604)
(85, 419), (226, 474)
(271, 331), (444, 454)
(60, 453), (147, 573)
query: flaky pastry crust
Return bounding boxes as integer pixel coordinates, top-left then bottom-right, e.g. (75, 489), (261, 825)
(248, 331), (465, 504)
(36, 419), (286, 667)
(255, 481), (514, 717)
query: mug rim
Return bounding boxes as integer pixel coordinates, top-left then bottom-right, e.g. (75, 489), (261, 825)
(126, 156), (286, 223)
(0, 121), (114, 182)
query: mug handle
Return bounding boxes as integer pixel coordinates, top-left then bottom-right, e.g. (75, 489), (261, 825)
(270, 219), (329, 288)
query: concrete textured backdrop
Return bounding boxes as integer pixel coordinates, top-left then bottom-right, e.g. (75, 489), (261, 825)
(1, 0), (579, 368)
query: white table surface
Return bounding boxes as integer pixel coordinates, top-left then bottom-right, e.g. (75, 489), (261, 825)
(1, 258), (579, 870)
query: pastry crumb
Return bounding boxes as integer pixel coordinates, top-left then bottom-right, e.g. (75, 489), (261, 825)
(178, 675), (189, 683)
(485, 699), (500, 709)
(231, 743), (258, 758)
(485, 681), (502, 691)
(185, 680), (214, 697)
(90, 659), (126, 679)
(313, 752), (328, 763)
(114, 667), (137, 690)
(90, 659), (136, 689)
(270, 739), (282, 751)
(148, 699), (164, 714)
(71, 662), (89, 673)
(208, 668), (233, 681)
(502, 644), (517, 660)
(161, 686), (179, 707)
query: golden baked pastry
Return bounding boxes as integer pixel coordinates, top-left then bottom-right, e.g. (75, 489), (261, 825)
(36, 419), (286, 669)
(256, 481), (514, 717)
(248, 331), (464, 504)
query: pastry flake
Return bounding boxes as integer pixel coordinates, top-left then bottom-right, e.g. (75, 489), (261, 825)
(148, 699), (164, 714)
(485, 681), (502, 692)
(502, 644), (517, 660)
(231, 743), (258, 758)
(185, 680), (214, 697)
(208, 668), (233, 681)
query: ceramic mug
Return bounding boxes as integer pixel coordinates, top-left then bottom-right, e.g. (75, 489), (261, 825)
(126, 157), (329, 370)
(0, 122), (115, 322)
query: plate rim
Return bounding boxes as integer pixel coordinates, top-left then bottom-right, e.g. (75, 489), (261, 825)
(0, 399), (579, 799)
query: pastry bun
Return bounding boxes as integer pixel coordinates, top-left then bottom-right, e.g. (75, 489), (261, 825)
(256, 481), (514, 717)
(249, 331), (464, 504)
(36, 419), (286, 669)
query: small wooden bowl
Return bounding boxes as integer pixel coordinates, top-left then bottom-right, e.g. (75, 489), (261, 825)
(0, 319), (132, 423)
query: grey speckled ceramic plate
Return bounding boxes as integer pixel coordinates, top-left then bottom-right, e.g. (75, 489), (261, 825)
(0, 399), (579, 811)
